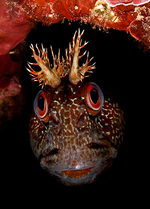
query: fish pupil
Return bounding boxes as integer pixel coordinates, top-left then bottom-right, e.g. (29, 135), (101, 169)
(90, 88), (98, 104)
(38, 96), (44, 111)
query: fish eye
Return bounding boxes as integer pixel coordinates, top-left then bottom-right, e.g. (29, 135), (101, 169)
(86, 82), (104, 114)
(34, 90), (48, 120)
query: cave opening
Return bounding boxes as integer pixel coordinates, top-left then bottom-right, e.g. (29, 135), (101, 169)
(0, 20), (149, 195)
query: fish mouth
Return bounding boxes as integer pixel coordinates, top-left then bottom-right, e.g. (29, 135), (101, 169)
(40, 140), (117, 180)
(40, 144), (117, 185)
(61, 167), (93, 178)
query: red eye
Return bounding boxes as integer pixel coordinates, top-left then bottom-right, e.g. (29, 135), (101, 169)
(34, 90), (48, 120)
(86, 82), (104, 112)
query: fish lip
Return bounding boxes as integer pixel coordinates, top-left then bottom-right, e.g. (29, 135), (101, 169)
(40, 139), (117, 182)
(61, 166), (94, 178)
(57, 161), (111, 185)
(40, 154), (116, 185)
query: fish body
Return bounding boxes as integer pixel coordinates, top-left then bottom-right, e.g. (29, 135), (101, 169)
(27, 30), (124, 185)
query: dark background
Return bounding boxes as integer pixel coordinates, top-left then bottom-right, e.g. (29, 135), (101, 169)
(1, 21), (148, 207)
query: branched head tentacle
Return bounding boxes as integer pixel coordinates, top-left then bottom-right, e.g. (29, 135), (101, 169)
(68, 29), (96, 84)
(26, 29), (96, 88)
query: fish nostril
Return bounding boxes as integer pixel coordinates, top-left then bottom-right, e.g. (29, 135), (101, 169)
(51, 111), (59, 125)
(77, 114), (85, 128)
(75, 104), (91, 130)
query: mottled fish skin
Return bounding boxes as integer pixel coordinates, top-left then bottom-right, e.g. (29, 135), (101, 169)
(27, 30), (125, 185)
(29, 81), (124, 185)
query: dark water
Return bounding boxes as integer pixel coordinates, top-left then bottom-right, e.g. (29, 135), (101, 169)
(1, 21), (148, 207)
